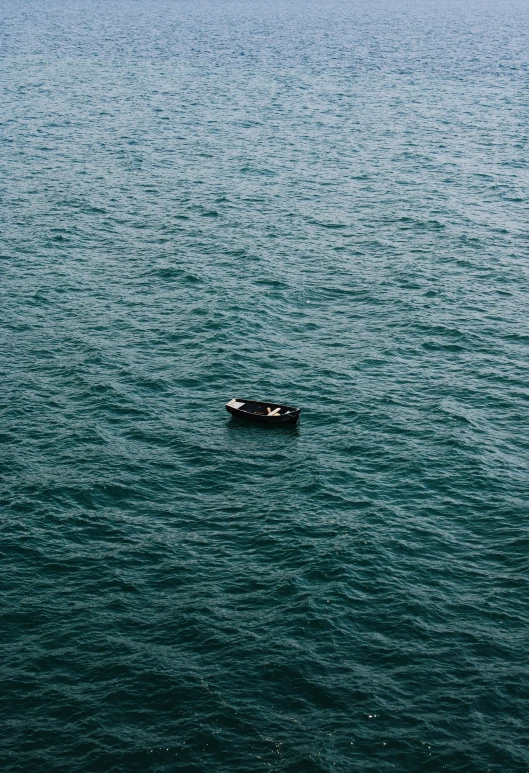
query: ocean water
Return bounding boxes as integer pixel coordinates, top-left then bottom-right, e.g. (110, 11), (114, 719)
(1, 0), (529, 770)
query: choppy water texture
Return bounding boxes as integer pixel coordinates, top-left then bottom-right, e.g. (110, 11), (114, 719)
(1, 0), (529, 770)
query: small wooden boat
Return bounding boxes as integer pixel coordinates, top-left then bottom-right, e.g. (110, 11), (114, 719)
(226, 398), (301, 425)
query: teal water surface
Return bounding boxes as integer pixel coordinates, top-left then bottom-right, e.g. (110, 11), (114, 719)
(1, 1), (529, 771)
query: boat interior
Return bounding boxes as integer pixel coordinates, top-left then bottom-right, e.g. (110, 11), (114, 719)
(227, 399), (293, 416)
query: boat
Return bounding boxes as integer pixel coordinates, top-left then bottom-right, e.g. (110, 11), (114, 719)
(226, 398), (301, 425)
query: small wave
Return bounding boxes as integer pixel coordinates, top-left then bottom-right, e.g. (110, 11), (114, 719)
(309, 220), (348, 229)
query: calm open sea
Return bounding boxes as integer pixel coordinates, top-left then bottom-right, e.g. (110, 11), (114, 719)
(1, 0), (529, 770)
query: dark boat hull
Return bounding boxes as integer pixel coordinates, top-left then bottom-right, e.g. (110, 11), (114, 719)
(226, 399), (300, 425)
